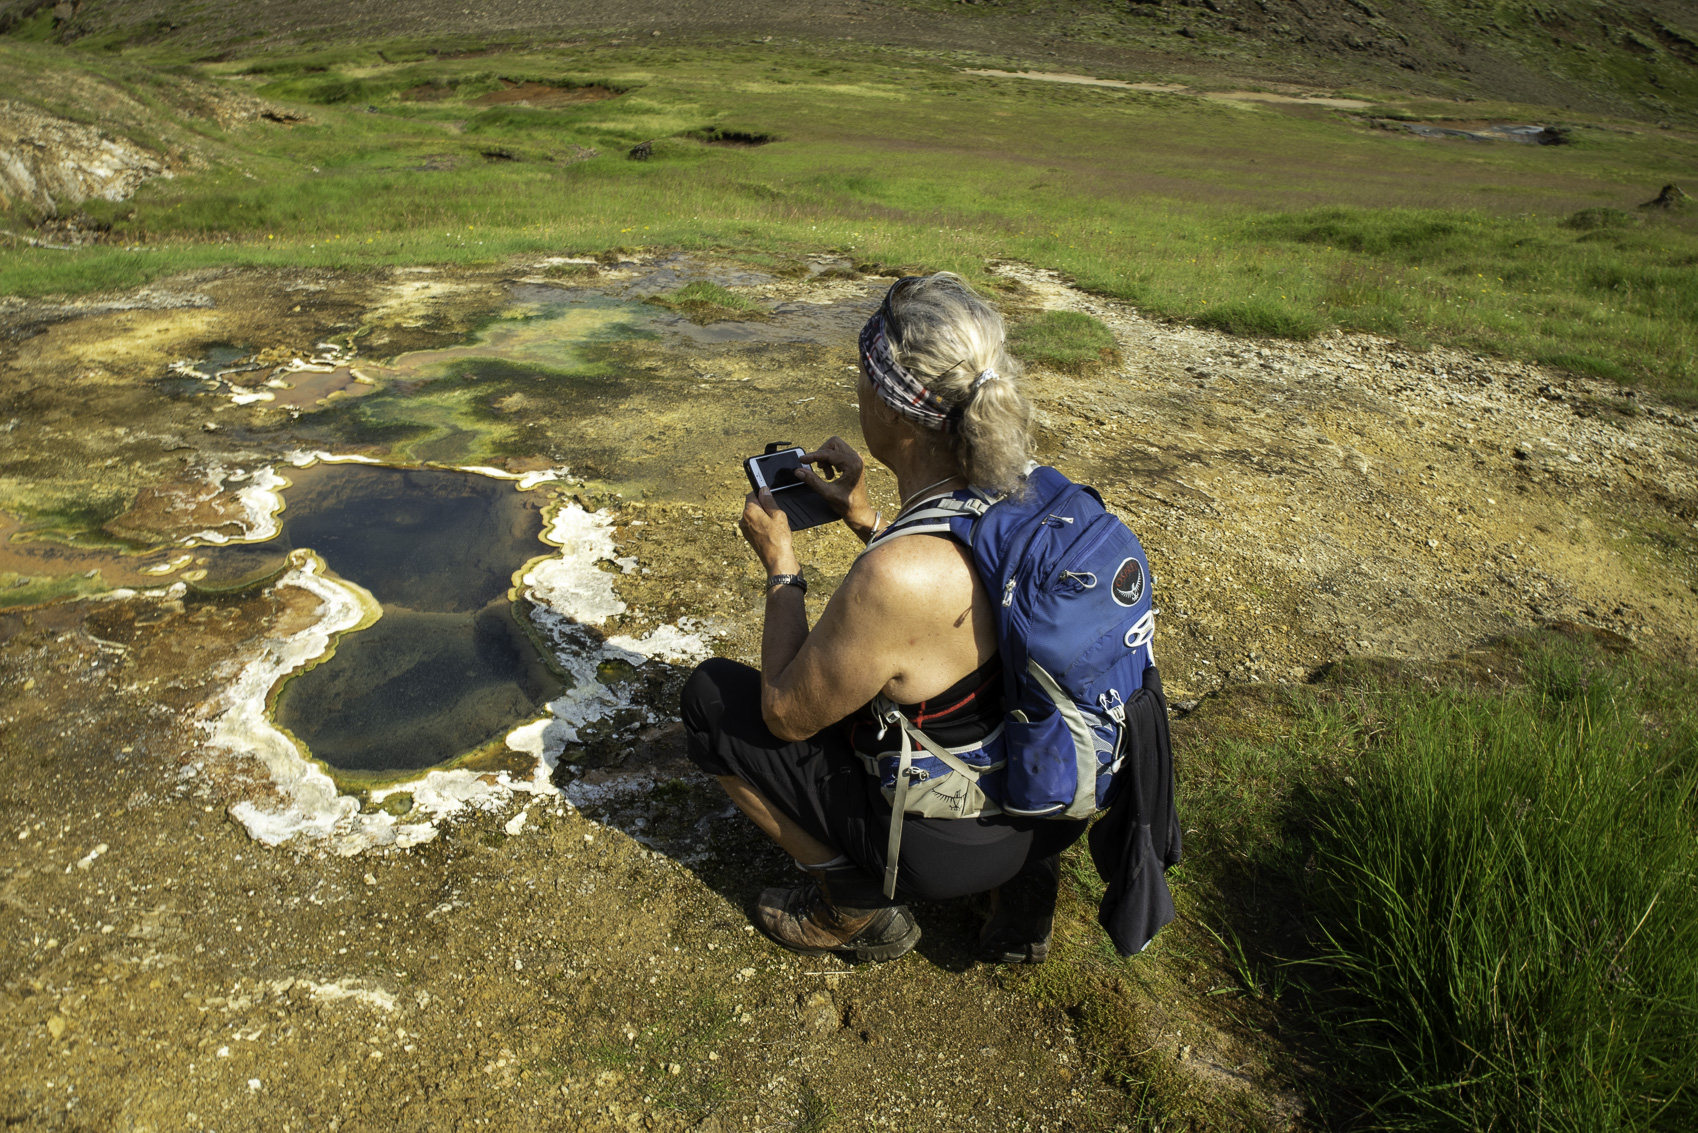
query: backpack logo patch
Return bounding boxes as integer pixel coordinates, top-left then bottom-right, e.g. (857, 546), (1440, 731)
(1111, 557), (1145, 607)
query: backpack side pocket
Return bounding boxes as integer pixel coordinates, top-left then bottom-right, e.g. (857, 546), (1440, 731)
(1002, 659), (1104, 819)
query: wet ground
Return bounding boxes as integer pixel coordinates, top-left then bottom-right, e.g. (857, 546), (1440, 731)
(0, 252), (1694, 1130)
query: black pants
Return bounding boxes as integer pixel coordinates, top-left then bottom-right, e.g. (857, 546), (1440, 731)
(681, 658), (1085, 903)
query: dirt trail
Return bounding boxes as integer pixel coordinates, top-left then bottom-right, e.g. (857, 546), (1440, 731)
(0, 256), (1693, 1131)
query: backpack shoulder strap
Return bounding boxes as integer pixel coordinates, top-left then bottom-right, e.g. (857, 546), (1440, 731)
(859, 493), (990, 555)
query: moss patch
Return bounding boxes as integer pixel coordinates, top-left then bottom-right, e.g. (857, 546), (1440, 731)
(1008, 310), (1119, 372)
(643, 281), (763, 323)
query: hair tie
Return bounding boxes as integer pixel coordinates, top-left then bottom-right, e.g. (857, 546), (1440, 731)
(970, 368), (999, 393)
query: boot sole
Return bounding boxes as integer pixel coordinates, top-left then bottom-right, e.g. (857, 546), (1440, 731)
(754, 919), (922, 964)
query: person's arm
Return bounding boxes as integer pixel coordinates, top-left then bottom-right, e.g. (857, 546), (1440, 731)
(758, 551), (913, 740)
(738, 486), (985, 742)
(763, 537), (984, 740)
(739, 488), (811, 684)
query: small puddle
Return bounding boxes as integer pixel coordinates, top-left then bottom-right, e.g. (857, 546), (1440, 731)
(274, 268), (879, 468)
(200, 464), (564, 776)
(160, 343), (379, 409)
(185, 454), (715, 851)
(1379, 120), (1569, 144)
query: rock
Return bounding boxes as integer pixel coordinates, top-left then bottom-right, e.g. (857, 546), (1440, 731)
(46, 1015), (67, 1039)
(0, 102), (168, 217)
(797, 990), (838, 1035)
(1641, 183), (1691, 211)
(628, 140), (654, 161)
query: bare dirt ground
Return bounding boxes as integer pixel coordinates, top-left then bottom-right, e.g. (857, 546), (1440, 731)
(0, 256), (1694, 1131)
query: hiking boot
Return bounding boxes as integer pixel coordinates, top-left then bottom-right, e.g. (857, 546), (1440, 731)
(976, 854), (1059, 964)
(754, 863), (921, 963)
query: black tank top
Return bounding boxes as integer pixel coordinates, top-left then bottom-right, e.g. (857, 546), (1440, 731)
(844, 655), (1004, 755)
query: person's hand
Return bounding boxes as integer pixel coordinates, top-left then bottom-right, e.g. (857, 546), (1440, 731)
(796, 436), (878, 540)
(739, 489), (801, 578)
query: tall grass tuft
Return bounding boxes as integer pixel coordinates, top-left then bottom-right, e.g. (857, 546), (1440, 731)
(1302, 648), (1698, 1130)
(643, 280), (761, 322)
(1193, 297), (1324, 341)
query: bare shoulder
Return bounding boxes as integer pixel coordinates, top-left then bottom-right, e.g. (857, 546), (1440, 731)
(844, 534), (976, 610)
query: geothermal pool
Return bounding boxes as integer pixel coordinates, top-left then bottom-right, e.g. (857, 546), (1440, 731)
(95, 262), (875, 839)
(205, 463), (563, 774)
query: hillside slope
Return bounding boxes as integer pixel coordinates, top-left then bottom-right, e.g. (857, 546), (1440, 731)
(14, 0), (1698, 122)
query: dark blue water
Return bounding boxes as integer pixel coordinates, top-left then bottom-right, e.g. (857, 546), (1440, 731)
(209, 465), (562, 773)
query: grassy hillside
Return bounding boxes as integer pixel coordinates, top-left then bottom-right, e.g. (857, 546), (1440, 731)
(925, 0), (1698, 125)
(27, 0), (1698, 126)
(3, 34), (1694, 392)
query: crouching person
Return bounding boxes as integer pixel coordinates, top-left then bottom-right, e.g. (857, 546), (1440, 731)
(680, 274), (1086, 963)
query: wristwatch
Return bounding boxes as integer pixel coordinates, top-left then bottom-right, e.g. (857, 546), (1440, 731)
(766, 573), (807, 595)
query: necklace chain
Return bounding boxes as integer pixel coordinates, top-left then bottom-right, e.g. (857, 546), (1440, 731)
(899, 474), (963, 513)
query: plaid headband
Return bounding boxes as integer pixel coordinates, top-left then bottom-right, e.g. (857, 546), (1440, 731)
(858, 279), (962, 434)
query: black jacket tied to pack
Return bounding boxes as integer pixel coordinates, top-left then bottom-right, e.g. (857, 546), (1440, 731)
(1088, 665), (1183, 957)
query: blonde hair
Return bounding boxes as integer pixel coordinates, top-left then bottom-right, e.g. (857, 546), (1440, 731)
(884, 273), (1033, 496)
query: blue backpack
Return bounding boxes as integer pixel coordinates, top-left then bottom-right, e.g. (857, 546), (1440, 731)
(866, 466), (1158, 898)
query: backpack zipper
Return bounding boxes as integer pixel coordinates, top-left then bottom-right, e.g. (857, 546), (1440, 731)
(1048, 513), (1131, 591)
(994, 483), (1088, 611)
(1098, 689), (1128, 776)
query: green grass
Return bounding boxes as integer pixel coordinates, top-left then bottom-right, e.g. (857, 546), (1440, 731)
(1, 36), (1696, 393)
(1563, 207), (1644, 231)
(1193, 296), (1324, 340)
(1301, 643), (1698, 1130)
(1161, 636), (1698, 1129)
(644, 280), (762, 321)
(1008, 309), (1119, 372)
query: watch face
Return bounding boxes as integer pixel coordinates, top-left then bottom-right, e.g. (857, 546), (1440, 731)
(1111, 557), (1145, 607)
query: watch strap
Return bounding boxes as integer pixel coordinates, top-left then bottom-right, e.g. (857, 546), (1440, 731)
(766, 573), (807, 595)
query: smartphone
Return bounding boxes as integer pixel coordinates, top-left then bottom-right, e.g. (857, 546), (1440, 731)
(744, 445), (839, 530)
(746, 447), (806, 492)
